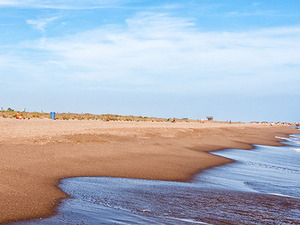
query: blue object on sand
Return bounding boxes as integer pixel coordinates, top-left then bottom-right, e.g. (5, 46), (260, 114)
(50, 112), (56, 120)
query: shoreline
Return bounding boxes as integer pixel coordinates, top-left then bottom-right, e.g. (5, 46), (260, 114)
(0, 120), (299, 224)
(12, 135), (300, 224)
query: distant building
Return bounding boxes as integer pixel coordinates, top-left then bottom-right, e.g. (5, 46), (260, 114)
(206, 116), (213, 121)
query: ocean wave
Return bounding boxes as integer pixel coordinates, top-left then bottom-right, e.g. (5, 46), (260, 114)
(245, 181), (300, 199)
(285, 135), (300, 145)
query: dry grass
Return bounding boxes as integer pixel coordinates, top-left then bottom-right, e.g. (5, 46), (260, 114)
(0, 110), (297, 125)
(0, 110), (223, 123)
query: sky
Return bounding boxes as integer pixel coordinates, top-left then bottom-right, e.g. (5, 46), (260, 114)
(0, 0), (299, 122)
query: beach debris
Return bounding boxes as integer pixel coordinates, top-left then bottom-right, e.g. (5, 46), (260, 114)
(138, 209), (151, 213)
(163, 210), (172, 216)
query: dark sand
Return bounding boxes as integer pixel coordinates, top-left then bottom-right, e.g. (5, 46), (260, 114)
(0, 119), (298, 223)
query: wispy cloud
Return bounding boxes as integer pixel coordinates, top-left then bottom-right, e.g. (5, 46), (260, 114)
(224, 10), (280, 17)
(26, 16), (61, 32)
(0, 0), (133, 9)
(0, 0), (20, 6)
(2, 13), (300, 96)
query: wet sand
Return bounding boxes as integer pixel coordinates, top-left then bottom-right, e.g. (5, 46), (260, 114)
(0, 119), (299, 224)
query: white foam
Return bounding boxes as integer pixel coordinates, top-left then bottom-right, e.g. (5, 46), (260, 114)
(275, 136), (288, 140)
(290, 148), (300, 153)
(285, 135), (300, 145)
(165, 217), (211, 224)
(268, 193), (297, 199)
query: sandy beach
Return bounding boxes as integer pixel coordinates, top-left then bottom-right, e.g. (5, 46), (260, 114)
(0, 119), (299, 224)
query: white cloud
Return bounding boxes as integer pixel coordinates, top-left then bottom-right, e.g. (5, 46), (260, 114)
(0, 0), (132, 9)
(3, 13), (300, 96)
(0, 0), (20, 6)
(26, 16), (60, 32)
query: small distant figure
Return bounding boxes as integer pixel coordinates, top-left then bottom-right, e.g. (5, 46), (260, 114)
(270, 123), (273, 126)
(16, 113), (25, 119)
(171, 119), (176, 123)
(229, 120), (231, 124)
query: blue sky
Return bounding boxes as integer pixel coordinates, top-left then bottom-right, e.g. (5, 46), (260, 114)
(0, 0), (299, 122)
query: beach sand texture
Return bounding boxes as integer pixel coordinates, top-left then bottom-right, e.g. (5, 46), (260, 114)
(0, 119), (298, 224)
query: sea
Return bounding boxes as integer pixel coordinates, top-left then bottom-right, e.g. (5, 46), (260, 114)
(12, 134), (300, 224)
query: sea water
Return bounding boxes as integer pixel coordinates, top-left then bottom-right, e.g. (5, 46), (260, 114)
(12, 135), (300, 224)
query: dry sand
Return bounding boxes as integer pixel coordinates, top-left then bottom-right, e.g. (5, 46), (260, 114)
(0, 118), (299, 224)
